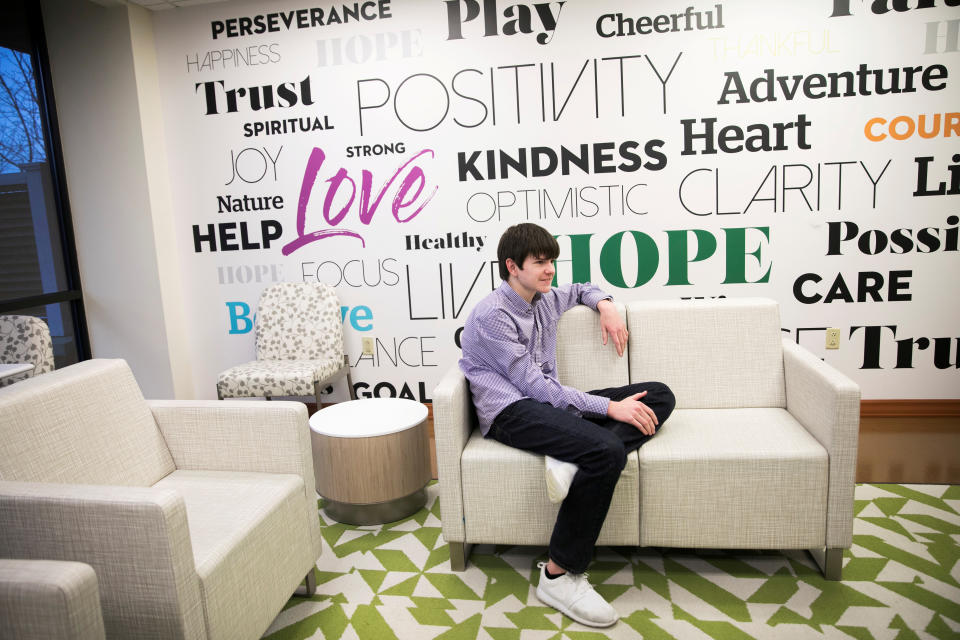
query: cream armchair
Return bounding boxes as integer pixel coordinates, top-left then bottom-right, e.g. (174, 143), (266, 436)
(0, 359), (321, 640)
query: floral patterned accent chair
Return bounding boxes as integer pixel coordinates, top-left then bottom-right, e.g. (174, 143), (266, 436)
(216, 282), (355, 404)
(0, 315), (55, 388)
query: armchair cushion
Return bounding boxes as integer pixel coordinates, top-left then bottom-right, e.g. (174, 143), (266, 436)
(153, 471), (317, 640)
(148, 399), (322, 552)
(638, 408), (827, 548)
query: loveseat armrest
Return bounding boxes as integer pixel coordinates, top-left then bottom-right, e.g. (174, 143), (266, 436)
(782, 337), (861, 549)
(0, 559), (106, 640)
(0, 482), (204, 639)
(432, 365), (476, 544)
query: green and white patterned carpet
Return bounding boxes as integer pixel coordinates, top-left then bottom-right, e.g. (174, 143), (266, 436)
(264, 483), (960, 639)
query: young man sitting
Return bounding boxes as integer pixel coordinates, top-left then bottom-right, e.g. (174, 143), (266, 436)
(459, 223), (675, 628)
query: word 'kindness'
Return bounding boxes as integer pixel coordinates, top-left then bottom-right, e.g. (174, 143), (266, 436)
(282, 147), (437, 254)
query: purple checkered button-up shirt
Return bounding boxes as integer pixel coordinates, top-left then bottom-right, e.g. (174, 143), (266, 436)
(459, 281), (613, 435)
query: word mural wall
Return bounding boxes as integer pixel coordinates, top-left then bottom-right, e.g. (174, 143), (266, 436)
(152, 0), (960, 402)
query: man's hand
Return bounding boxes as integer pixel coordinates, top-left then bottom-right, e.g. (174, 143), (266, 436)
(597, 299), (629, 357)
(607, 392), (658, 435)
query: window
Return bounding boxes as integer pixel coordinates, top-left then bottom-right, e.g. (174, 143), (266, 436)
(0, 1), (89, 367)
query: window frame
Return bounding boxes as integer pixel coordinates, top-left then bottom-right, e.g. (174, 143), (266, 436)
(0, 1), (90, 361)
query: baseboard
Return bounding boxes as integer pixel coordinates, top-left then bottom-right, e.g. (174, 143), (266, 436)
(858, 399), (959, 484)
(861, 399), (960, 419)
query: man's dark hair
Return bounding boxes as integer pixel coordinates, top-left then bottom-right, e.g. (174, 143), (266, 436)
(496, 223), (560, 281)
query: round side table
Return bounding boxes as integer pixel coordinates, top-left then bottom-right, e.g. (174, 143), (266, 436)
(309, 398), (430, 525)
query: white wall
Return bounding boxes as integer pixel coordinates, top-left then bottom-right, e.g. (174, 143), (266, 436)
(37, 0), (960, 402)
(40, 0), (191, 398)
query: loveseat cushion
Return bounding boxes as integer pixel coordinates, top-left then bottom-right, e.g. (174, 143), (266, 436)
(638, 408), (827, 549)
(0, 359), (175, 486)
(626, 298), (786, 409)
(152, 470), (316, 640)
(460, 432), (640, 546)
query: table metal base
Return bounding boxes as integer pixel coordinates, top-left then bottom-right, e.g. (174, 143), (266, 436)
(322, 488), (427, 525)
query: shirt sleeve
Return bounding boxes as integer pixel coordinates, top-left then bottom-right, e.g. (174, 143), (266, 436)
(545, 282), (612, 317)
(473, 309), (610, 417)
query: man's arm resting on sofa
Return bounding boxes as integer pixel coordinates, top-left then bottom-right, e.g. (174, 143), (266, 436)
(0, 482), (203, 637)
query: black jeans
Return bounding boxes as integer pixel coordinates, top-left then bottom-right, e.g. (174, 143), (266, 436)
(487, 382), (675, 574)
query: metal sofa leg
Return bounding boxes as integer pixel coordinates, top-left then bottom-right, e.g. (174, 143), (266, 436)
(296, 568), (317, 597)
(449, 542), (472, 571)
(345, 355), (356, 400)
(809, 547), (843, 580)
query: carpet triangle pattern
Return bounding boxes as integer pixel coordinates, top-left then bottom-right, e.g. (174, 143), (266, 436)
(264, 483), (960, 639)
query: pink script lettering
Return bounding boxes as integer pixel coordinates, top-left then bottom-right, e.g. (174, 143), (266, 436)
(282, 147), (437, 255)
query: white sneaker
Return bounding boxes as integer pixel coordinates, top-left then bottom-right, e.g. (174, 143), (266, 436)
(535, 562), (618, 628)
(544, 456), (578, 503)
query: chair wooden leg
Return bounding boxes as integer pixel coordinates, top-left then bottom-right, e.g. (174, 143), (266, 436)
(809, 547), (843, 580)
(449, 542), (472, 571)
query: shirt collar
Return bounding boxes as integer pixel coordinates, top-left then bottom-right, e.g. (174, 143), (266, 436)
(497, 280), (541, 316)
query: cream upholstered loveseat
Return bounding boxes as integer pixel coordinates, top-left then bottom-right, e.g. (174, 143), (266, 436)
(434, 298), (860, 580)
(0, 359), (321, 639)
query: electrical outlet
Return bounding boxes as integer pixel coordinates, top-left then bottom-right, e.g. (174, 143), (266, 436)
(361, 337), (374, 355)
(825, 328), (841, 350)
